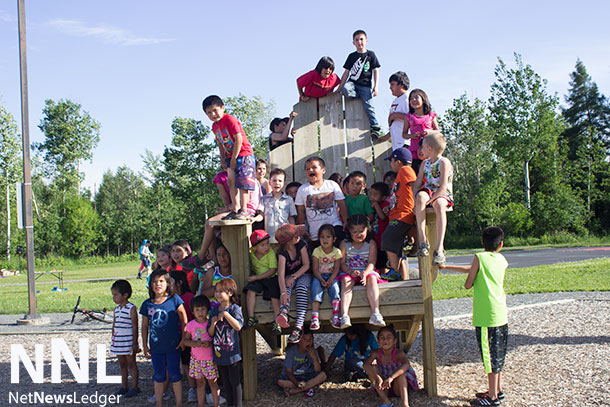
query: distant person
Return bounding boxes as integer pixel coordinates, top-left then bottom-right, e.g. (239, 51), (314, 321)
(440, 227), (508, 407)
(297, 56), (341, 101)
(137, 240), (153, 279)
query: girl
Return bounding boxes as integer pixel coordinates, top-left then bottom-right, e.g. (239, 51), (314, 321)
(200, 244), (233, 306)
(110, 279), (140, 398)
(297, 56), (340, 101)
(255, 159), (272, 195)
(274, 223), (311, 344)
(364, 324), (419, 407)
(183, 295), (221, 407)
(170, 240), (198, 289)
(147, 245), (172, 289)
(141, 269), (188, 407)
(310, 224), (342, 330)
(207, 279), (244, 407)
(401, 89), (440, 174)
(338, 214), (386, 329)
(325, 324), (379, 381)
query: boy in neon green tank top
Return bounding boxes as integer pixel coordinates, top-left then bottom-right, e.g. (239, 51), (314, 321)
(440, 226), (507, 407)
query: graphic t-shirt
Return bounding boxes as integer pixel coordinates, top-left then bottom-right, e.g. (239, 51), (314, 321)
(343, 50), (381, 88)
(282, 345), (315, 376)
(389, 92), (409, 151)
(297, 70), (341, 98)
(295, 180), (345, 241)
(186, 319), (213, 361)
(140, 295), (184, 354)
(405, 112), (437, 157)
(278, 239), (308, 276)
(249, 247), (278, 276)
(345, 194), (373, 217)
(389, 165), (417, 224)
(212, 114), (254, 159)
(312, 246), (342, 274)
(207, 303), (243, 366)
(332, 331), (379, 361)
(344, 241), (371, 273)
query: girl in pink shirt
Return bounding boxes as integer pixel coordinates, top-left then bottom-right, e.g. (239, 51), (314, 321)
(401, 89), (440, 174)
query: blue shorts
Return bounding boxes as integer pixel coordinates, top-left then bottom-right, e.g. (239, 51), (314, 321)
(151, 350), (182, 383)
(225, 154), (256, 191)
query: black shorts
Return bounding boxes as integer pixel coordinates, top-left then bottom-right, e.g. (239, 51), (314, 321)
(243, 276), (280, 300)
(181, 346), (191, 365)
(476, 324), (508, 374)
(380, 219), (412, 255)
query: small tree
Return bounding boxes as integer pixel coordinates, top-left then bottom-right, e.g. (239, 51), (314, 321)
(223, 94), (275, 159)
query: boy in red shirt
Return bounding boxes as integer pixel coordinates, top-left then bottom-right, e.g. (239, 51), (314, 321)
(380, 148), (417, 280)
(203, 95), (256, 220)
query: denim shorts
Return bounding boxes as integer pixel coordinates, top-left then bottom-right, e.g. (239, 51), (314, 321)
(310, 273), (340, 303)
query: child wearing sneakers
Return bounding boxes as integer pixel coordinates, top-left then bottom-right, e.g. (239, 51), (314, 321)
(310, 224), (342, 330)
(440, 227), (508, 406)
(337, 29), (382, 140)
(413, 133), (453, 265)
(203, 95), (256, 221)
(243, 230), (282, 334)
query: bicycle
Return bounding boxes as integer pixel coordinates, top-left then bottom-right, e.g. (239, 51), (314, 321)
(70, 295), (113, 324)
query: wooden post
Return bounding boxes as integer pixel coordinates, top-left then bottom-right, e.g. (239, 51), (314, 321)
(208, 219), (257, 401)
(418, 211), (438, 397)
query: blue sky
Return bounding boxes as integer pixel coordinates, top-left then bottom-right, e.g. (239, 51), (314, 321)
(1, 1), (609, 192)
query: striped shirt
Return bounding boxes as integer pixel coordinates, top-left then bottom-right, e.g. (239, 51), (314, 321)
(111, 302), (135, 355)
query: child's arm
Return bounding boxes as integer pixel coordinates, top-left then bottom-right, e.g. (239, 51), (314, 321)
(428, 158), (453, 203)
(361, 239), (378, 285)
(336, 69), (350, 93)
(440, 256), (480, 289)
(141, 315), (150, 358)
(328, 256), (342, 285)
(230, 132), (244, 170)
(401, 119), (412, 139)
(412, 163), (425, 192)
(208, 316), (218, 337)
(130, 306), (140, 353)
(277, 255), (290, 306)
(337, 199), (349, 225)
(217, 142), (228, 170)
(182, 329), (201, 348)
(364, 350), (383, 388)
(311, 256), (324, 284)
(339, 241), (359, 278)
(221, 308), (242, 331)
(370, 198), (387, 221)
(297, 80), (310, 102)
(249, 267), (277, 282)
(388, 112), (405, 125)
(308, 347), (322, 372)
(176, 304), (188, 350)
(200, 268), (215, 298)
(372, 67), (379, 97)
(296, 205), (306, 225)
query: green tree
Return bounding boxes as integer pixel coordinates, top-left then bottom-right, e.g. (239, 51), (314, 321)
(0, 103), (22, 260)
(224, 94), (275, 159)
(35, 99), (100, 195)
(60, 196), (101, 256)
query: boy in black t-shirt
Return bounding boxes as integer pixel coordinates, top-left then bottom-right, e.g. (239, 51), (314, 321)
(337, 29), (382, 140)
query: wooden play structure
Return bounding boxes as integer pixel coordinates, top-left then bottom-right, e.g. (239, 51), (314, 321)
(209, 94), (441, 401)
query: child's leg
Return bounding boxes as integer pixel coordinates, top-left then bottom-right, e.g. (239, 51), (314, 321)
(294, 275), (311, 328)
(488, 372), (500, 400)
(301, 371), (327, 392)
(246, 290), (256, 318)
(310, 276), (324, 312)
(432, 198), (448, 253)
(238, 187), (249, 213)
(226, 167), (239, 211)
(328, 278), (341, 322)
(207, 376), (220, 407)
(172, 379), (183, 407)
(215, 180), (231, 208)
(227, 362), (243, 407)
(270, 298), (281, 316)
(117, 355), (128, 389)
(364, 363), (391, 405)
(154, 381), (165, 407)
(196, 378), (206, 407)
(340, 278), (355, 317)
(312, 300), (321, 312)
(166, 350), (183, 407)
(127, 353), (139, 390)
(218, 365), (233, 406)
(392, 374), (410, 407)
(414, 191), (429, 242)
(365, 274), (381, 314)
(354, 84), (380, 130)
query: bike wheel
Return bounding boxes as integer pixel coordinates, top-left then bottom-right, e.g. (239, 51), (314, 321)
(88, 310), (113, 323)
(71, 296), (82, 324)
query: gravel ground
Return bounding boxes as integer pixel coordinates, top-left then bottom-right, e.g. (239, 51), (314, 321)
(1, 292), (608, 407)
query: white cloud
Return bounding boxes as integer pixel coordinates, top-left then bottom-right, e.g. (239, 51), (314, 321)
(45, 19), (174, 46)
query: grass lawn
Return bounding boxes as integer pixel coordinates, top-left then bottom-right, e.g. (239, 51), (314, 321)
(0, 258), (609, 314)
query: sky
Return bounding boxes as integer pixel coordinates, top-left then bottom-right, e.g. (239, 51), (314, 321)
(1, 1), (609, 193)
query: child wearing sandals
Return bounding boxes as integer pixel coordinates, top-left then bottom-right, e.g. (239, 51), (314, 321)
(278, 328), (327, 398)
(364, 324), (419, 407)
(274, 223), (311, 343)
(338, 214), (386, 329)
(310, 224), (342, 330)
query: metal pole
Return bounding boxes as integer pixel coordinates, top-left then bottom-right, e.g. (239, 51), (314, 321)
(17, 0), (40, 321)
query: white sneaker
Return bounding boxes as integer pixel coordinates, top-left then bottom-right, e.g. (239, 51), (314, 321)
(339, 314), (352, 329)
(369, 312), (386, 327)
(205, 393), (227, 406)
(188, 387), (197, 403)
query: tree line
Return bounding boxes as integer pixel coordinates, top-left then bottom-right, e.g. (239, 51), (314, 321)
(1, 54), (609, 260)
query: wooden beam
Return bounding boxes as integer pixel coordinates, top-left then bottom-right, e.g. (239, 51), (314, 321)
(319, 93), (346, 176)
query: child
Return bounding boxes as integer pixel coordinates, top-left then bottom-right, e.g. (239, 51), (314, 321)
(137, 239), (153, 279)
(380, 148), (417, 280)
(274, 223), (311, 343)
(269, 112), (297, 151)
(207, 279), (244, 407)
(200, 244), (233, 306)
(345, 170), (374, 223)
(285, 181), (301, 201)
(379, 71), (410, 151)
(183, 295), (221, 407)
(256, 159), (272, 195)
(277, 328), (327, 397)
(338, 214), (386, 328)
(295, 157), (348, 248)
(261, 168), (297, 244)
(110, 279), (140, 398)
(141, 269), (188, 407)
(440, 226), (508, 406)
(325, 324), (379, 381)
(369, 182), (391, 275)
(401, 89), (440, 174)
(364, 324), (419, 407)
(297, 56), (341, 101)
(243, 230), (282, 334)
(328, 172), (343, 187)
(413, 133), (454, 265)
(170, 240), (201, 290)
(203, 95), (256, 221)
(310, 224), (342, 330)
(338, 30), (382, 140)
(383, 171), (396, 191)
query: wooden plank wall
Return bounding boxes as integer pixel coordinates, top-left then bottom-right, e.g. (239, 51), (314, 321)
(268, 142), (294, 184)
(344, 97), (374, 182)
(291, 99), (318, 182)
(319, 93), (346, 176)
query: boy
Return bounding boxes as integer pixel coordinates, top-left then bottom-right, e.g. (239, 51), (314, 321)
(203, 95), (256, 221)
(285, 181), (301, 201)
(243, 230), (282, 334)
(440, 226), (508, 407)
(380, 147), (417, 280)
(261, 168), (297, 244)
(413, 133), (453, 265)
(277, 328), (327, 397)
(378, 71), (410, 151)
(296, 157), (348, 249)
(337, 29), (382, 140)
(345, 171), (374, 223)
